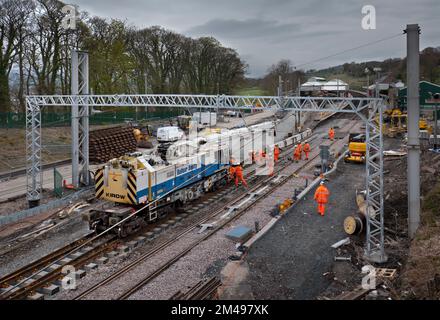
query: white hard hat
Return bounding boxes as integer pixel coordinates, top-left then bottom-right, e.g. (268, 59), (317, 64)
(320, 181), (325, 185)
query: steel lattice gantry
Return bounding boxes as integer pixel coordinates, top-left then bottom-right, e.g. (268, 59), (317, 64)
(71, 51), (90, 188)
(25, 94), (386, 262)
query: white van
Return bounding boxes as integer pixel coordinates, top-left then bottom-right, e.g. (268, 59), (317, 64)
(157, 126), (184, 142)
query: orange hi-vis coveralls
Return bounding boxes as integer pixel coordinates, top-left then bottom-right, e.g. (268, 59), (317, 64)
(293, 144), (302, 161)
(314, 184), (330, 216)
(329, 128), (335, 141)
(274, 146), (280, 162)
(234, 165), (248, 187)
(303, 143), (311, 160)
(228, 166), (236, 182)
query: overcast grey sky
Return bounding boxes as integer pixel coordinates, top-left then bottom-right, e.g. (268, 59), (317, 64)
(72, 0), (439, 77)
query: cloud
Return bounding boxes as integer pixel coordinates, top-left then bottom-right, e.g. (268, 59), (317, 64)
(72, 0), (439, 77)
(186, 18), (301, 40)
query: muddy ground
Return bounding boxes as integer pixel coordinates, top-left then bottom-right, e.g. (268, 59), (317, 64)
(226, 135), (439, 300)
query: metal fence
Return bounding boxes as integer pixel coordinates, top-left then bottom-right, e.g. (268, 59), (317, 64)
(0, 109), (182, 128)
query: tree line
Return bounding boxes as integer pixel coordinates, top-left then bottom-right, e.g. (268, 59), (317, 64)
(0, 0), (247, 113)
(306, 46), (440, 86)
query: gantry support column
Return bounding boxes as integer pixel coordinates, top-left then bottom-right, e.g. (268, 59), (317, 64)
(71, 50), (90, 188)
(25, 98), (42, 207)
(406, 24), (421, 238)
(363, 100), (387, 263)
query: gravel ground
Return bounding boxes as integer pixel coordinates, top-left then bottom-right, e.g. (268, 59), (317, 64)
(243, 160), (365, 300)
(0, 113), (358, 300)
(0, 214), (90, 278)
(53, 117), (359, 300)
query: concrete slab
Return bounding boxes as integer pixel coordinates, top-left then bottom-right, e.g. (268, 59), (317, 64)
(225, 226), (253, 242)
(153, 227), (162, 234)
(127, 240), (138, 249)
(96, 257), (108, 265)
(59, 257), (73, 264)
(45, 264), (61, 272)
(69, 251), (83, 259)
(118, 245), (129, 253)
(81, 246), (93, 252)
(135, 236), (147, 244)
(85, 263), (98, 271)
(23, 278), (35, 286)
(106, 251), (119, 258)
(144, 231), (155, 240)
(75, 269), (86, 279)
(159, 223), (169, 230)
(33, 270), (49, 279)
(1, 285), (19, 294)
(27, 293), (44, 300)
(38, 284), (59, 296)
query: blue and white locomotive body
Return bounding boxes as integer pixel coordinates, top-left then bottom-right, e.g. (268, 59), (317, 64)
(87, 121), (311, 235)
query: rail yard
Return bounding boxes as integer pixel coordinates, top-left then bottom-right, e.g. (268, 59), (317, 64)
(0, 1), (439, 316)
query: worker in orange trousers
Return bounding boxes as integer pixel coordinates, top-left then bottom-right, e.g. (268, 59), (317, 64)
(329, 127), (335, 141)
(234, 165), (248, 188)
(293, 144), (302, 162)
(303, 142), (311, 160)
(228, 166), (236, 184)
(274, 145), (280, 163)
(314, 181), (330, 216)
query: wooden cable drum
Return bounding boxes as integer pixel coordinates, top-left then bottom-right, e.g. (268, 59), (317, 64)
(344, 215), (364, 235)
(343, 192), (368, 235)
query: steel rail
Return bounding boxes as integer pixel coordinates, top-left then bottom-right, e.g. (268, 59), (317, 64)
(116, 118), (359, 300)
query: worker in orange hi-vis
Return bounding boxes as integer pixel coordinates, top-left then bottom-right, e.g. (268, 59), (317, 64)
(234, 164), (248, 188)
(303, 142), (311, 160)
(228, 165), (236, 183)
(314, 181), (330, 216)
(293, 144), (302, 162)
(274, 145), (280, 163)
(329, 127), (335, 141)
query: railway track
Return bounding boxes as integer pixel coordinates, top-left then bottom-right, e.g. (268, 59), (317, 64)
(0, 234), (117, 300)
(73, 123), (350, 300)
(114, 118), (360, 300)
(170, 277), (221, 300)
(1, 114), (355, 300)
(0, 131), (307, 300)
(0, 127), (310, 299)
(72, 132), (320, 300)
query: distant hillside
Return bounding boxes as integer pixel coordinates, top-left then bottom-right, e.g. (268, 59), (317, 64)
(305, 46), (440, 90)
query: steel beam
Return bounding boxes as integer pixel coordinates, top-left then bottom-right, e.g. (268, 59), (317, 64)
(364, 100), (387, 263)
(25, 95), (378, 113)
(71, 50), (90, 188)
(25, 91), (386, 261)
(406, 24), (421, 238)
(25, 98), (42, 207)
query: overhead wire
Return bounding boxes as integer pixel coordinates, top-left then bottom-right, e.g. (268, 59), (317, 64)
(292, 32), (404, 70)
